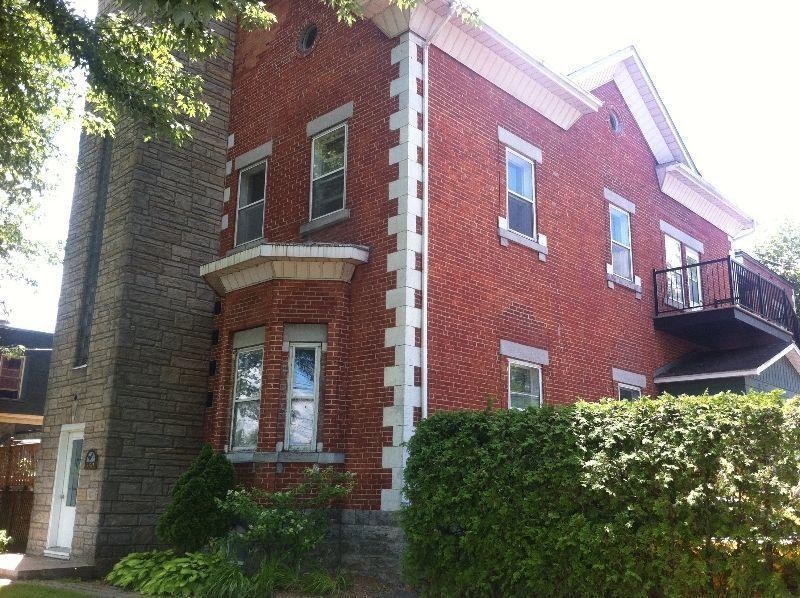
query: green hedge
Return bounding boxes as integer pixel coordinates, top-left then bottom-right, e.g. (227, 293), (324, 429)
(402, 392), (800, 597)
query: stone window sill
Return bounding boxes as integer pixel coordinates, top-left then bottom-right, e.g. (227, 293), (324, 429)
(497, 227), (548, 261)
(225, 451), (345, 465)
(606, 268), (643, 299)
(226, 237), (264, 258)
(300, 209), (351, 237)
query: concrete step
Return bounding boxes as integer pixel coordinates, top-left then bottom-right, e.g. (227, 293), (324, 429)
(0, 553), (95, 580)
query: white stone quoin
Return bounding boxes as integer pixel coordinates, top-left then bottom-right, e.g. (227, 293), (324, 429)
(382, 32), (425, 512)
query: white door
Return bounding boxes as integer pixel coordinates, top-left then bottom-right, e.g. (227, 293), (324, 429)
(50, 427), (84, 550)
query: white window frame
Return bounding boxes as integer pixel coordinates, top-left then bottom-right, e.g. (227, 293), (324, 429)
(664, 234), (685, 308)
(618, 383), (642, 401)
(285, 342), (322, 451)
(507, 358), (543, 410)
(505, 148), (537, 240)
(234, 161), (267, 247)
(229, 344), (264, 451)
(309, 123), (348, 222)
(609, 204), (634, 281)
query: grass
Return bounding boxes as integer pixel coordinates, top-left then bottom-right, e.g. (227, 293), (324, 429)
(0, 583), (90, 598)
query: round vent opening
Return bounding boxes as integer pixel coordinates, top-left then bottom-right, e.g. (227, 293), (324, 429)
(298, 24), (318, 53)
(609, 110), (622, 134)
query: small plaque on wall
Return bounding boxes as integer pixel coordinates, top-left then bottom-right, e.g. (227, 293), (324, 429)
(84, 449), (98, 470)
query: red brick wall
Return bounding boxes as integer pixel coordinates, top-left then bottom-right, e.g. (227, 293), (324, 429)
(209, 4), (735, 510)
(209, 0), (396, 509)
(425, 48), (731, 413)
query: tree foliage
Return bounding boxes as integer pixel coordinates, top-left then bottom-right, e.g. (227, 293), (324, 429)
(402, 393), (800, 597)
(754, 220), (800, 313)
(155, 444), (235, 552)
(0, 0), (478, 298)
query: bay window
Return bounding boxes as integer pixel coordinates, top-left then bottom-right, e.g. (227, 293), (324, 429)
(286, 343), (322, 450)
(230, 344), (263, 450)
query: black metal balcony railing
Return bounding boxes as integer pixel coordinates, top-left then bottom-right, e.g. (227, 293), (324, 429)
(653, 257), (800, 342)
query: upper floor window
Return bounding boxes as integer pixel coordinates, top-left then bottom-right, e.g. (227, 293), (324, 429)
(0, 355), (24, 400)
(664, 235), (685, 307)
(230, 344), (263, 450)
(286, 343), (321, 450)
(618, 383), (641, 401)
(508, 360), (542, 410)
(506, 149), (536, 238)
(609, 205), (633, 280)
(311, 124), (346, 220)
(235, 161), (266, 246)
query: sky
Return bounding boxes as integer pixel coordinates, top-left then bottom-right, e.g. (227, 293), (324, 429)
(4, 0), (800, 332)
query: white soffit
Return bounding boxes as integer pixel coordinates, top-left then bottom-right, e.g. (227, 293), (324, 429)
(359, 0), (601, 129)
(657, 162), (754, 239)
(200, 243), (370, 295)
(570, 46), (697, 172)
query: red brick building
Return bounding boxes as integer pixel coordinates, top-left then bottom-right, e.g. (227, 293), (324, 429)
(198, 0), (800, 524)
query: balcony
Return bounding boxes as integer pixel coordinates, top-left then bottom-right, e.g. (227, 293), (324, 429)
(653, 257), (800, 349)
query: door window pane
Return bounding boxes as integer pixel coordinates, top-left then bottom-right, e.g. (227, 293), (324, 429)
(311, 126), (346, 219)
(686, 248), (702, 307)
(65, 438), (83, 507)
(665, 235), (684, 306)
(509, 363), (541, 409)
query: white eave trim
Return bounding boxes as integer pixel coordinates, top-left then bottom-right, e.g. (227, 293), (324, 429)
(200, 243), (370, 296)
(360, 0), (601, 130)
(569, 46), (696, 172)
(657, 162), (755, 239)
(654, 344), (800, 384)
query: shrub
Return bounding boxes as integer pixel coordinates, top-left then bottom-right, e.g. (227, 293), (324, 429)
(155, 444), (235, 552)
(402, 392), (800, 597)
(216, 465), (355, 567)
(0, 530), (11, 553)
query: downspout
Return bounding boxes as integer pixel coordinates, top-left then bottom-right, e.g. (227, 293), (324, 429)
(421, 5), (455, 420)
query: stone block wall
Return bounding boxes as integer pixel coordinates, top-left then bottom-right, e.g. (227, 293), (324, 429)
(27, 17), (236, 570)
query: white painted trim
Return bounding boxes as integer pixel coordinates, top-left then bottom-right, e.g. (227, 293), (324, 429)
(659, 220), (704, 254)
(309, 123), (348, 222)
(505, 148), (538, 240)
(498, 126), (542, 164)
(234, 161), (267, 247)
(604, 187), (636, 214)
(46, 423), (85, 553)
(200, 243), (370, 295)
(609, 204), (634, 282)
(507, 358), (544, 409)
(655, 344), (800, 384)
(655, 369), (758, 384)
(617, 383), (642, 400)
(755, 344), (800, 375)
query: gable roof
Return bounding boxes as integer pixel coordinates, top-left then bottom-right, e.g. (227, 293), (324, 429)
(570, 46), (754, 238)
(569, 46), (697, 173)
(654, 343), (800, 384)
(359, 0), (602, 129)
(358, 3), (754, 238)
